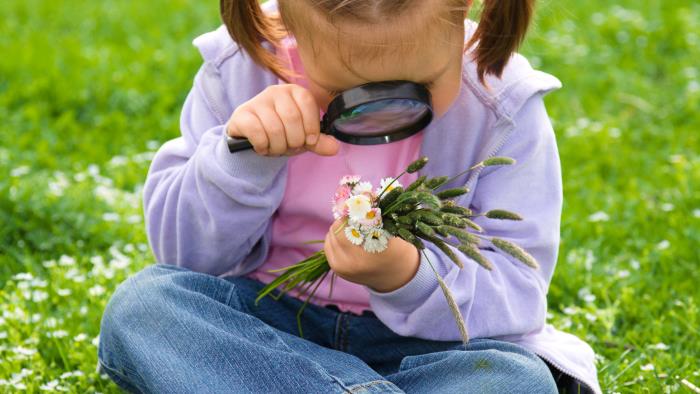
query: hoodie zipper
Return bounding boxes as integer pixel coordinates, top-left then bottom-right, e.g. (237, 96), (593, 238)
(462, 117), (514, 193)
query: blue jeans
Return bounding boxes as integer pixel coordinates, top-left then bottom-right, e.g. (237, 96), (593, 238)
(98, 263), (559, 393)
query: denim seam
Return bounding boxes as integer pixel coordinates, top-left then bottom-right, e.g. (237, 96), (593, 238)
(333, 313), (342, 350)
(225, 283), (249, 314)
(97, 358), (144, 394)
(347, 379), (402, 393)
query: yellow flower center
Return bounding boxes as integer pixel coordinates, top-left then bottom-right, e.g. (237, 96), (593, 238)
(366, 211), (376, 219)
(351, 229), (360, 237)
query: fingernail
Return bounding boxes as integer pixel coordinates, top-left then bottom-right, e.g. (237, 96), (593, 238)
(306, 134), (317, 145)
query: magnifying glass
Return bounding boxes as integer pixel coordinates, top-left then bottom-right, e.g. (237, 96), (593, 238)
(226, 80), (433, 153)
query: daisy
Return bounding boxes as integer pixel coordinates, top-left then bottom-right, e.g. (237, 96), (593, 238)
(376, 177), (403, 196)
(344, 226), (364, 245)
(354, 181), (373, 194)
(358, 207), (382, 228)
(332, 184), (352, 219)
(346, 194), (372, 222)
(363, 228), (390, 253)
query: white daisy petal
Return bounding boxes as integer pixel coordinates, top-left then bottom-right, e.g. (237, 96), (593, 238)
(344, 226), (364, 245)
(363, 229), (390, 253)
(377, 177), (403, 196)
(346, 195), (372, 221)
(355, 181), (373, 194)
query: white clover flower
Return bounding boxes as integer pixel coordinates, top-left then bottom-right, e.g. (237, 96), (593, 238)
(89, 285), (106, 297)
(587, 211), (609, 222)
(74, 333), (88, 342)
(651, 342), (669, 351)
(346, 195), (372, 222)
(12, 272), (34, 281)
(13, 346), (37, 357)
(58, 255), (76, 266)
(42, 259), (57, 268)
(56, 288), (72, 297)
(102, 212), (120, 222)
(32, 291), (48, 303)
(10, 165), (30, 177)
(50, 330), (69, 339)
(656, 240), (670, 250)
(40, 380), (60, 391)
(344, 226), (364, 245)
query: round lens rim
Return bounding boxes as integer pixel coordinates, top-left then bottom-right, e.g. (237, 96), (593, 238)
(320, 80), (433, 145)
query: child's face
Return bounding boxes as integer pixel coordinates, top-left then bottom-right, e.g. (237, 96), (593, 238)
(295, 21), (465, 121)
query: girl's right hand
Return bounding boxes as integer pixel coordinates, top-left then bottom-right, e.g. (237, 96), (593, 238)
(225, 84), (340, 157)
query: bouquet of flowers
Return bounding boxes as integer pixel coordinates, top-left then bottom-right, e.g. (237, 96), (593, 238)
(255, 155), (539, 344)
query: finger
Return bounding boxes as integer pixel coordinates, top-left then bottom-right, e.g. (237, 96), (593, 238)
(253, 106), (287, 156)
(230, 110), (269, 155)
(274, 92), (306, 149)
(308, 134), (340, 156)
(324, 230), (336, 265)
(290, 87), (321, 146)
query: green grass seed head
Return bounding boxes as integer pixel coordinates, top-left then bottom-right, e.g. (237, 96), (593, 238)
(442, 225), (480, 245)
(435, 274), (469, 344)
(436, 187), (469, 200)
(405, 175), (427, 192)
(415, 221), (436, 237)
(425, 176), (449, 189)
(407, 156), (429, 173)
(482, 157), (516, 167)
(485, 209), (523, 220)
(490, 238), (539, 269)
(457, 244), (493, 270)
(463, 218), (483, 232)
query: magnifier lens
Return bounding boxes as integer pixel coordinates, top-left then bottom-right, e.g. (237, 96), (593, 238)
(332, 99), (430, 137)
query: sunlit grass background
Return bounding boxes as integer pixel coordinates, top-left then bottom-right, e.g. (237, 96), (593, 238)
(1, 0), (698, 392)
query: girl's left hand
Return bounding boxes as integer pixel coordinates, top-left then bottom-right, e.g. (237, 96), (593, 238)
(324, 217), (420, 292)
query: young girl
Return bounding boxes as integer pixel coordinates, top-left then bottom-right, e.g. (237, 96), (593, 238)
(98, 0), (602, 392)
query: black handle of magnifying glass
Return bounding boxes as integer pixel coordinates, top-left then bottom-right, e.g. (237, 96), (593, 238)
(226, 117), (332, 153)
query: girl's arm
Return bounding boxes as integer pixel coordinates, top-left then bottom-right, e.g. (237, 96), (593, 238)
(364, 93), (562, 340)
(142, 62), (289, 277)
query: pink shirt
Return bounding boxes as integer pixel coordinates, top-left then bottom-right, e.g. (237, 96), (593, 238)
(243, 35), (423, 315)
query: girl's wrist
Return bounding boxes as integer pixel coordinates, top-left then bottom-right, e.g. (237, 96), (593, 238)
(366, 244), (420, 293)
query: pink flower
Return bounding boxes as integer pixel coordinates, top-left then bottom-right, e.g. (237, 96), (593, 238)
(358, 207), (382, 227)
(332, 184), (352, 219)
(339, 175), (361, 187)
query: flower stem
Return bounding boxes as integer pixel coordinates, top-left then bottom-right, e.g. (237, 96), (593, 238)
(296, 270), (330, 339)
(377, 170), (407, 200)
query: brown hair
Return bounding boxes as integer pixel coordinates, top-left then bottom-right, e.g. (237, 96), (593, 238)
(220, 0), (535, 86)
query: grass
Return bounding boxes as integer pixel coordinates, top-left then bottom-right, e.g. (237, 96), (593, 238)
(0, 0), (698, 392)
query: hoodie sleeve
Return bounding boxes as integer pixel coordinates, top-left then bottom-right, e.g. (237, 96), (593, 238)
(364, 92), (562, 341)
(142, 62), (289, 277)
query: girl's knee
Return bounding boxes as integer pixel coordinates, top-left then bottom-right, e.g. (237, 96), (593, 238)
(479, 347), (558, 393)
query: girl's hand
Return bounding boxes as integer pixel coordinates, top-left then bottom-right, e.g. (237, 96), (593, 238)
(324, 217), (421, 293)
(225, 84), (340, 157)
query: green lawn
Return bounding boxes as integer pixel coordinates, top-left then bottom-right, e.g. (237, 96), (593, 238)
(1, 0), (698, 392)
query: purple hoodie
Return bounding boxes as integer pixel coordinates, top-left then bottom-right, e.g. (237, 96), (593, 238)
(142, 1), (601, 392)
